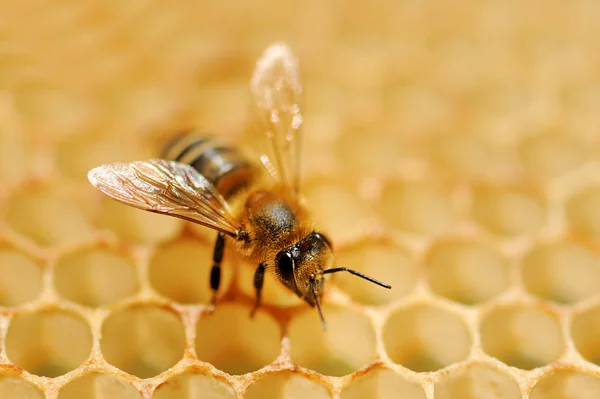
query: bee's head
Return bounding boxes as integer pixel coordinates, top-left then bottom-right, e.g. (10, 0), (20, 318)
(275, 232), (392, 330)
(274, 232), (332, 312)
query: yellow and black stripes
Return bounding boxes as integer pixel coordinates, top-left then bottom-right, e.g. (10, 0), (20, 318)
(162, 133), (258, 199)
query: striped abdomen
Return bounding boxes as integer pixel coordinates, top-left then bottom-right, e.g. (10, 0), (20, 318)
(162, 133), (259, 199)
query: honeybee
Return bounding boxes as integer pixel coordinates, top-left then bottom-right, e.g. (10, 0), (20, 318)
(87, 43), (391, 329)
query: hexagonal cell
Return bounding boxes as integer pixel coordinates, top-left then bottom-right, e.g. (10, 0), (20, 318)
(480, 305), (564, 369)
(152, 371), (237, 399)
(383, 304), (471, 372)
(17, 86), (95, 140)
(5, 309), (93, 377)
(428, 134), (511, 182)
(0, 375), (44, 399)
(334, 240), (417, 305)
(471, 187), (545, 236)
(426, 240), (509, 305)
(434, 363), (521, 399)
(0, 106), (29, 186)
(190, 77), (251, 129)
(245, 371), (331, 399)
(0, 248), (43, 306)
(378, 181), (456, 236)
(6, 186), (95, 247)
(149, 238), (233, 304)
(54, 246), (139, 307)
(101, 305), (186, 378)
(567, 186), (600, 238)
(99, 197), (184, 245)
(518, 133), (589, 178)
(335, 129), (401, 179)
(571, 305), (600, 366)
(296, 137), (336, 183)
(522, 242), (600, 304)
(237, 261), (304, 309)
(288, 305), (377, 376)
(530, 368), (600, 399)
(56, 132), (152, 182)
(340, 367), (425, 399)
(304, 183), (380, 244)
(195, 303), (280, 375)
(57, 372), (141, 399)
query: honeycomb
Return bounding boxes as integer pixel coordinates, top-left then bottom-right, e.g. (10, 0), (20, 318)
(1, 0), (600, 398)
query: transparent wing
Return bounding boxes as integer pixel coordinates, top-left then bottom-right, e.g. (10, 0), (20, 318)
(88, 159), (241, 237)
(250, 42), (303, 194)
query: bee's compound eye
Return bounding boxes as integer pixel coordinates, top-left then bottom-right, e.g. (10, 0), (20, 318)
(313, 232), (332, 248)
(275, 251), (294, 278)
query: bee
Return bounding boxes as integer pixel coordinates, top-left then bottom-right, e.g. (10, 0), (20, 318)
(87, 43), (391, 329)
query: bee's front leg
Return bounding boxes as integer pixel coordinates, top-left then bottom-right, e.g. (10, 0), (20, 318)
(208, 232), (225, 312)
(250, 262), (267, 317)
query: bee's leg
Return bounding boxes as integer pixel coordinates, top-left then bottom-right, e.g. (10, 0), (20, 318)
(250, 262), (267, 317)
(208, 232), (225, 312)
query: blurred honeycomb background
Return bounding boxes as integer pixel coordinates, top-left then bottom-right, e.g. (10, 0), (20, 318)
(1, 0), (600, 398)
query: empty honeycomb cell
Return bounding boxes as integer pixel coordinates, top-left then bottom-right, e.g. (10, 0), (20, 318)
(378, 181), (456, 236)
(382, 304), (471, 372)
(56, 132), (151, 181)
(17, 86), (96, 139)
(518, 134), (589, 178)
(288, 306), (376, 376)
(153, 371), (237, 399)
(471, 187), (545, 236)
(567, 186), (600, 238)
(340, 367), (426, 399)
(237, 262), (304, 308)
(480, 305), (564, 369)
(195, 303), (280, 375)
(106, 87), (189, 143)
(0, 375), (44, 399)
(299, 141), (337, 182)
(335, 129), (401, 178)
(334, 240), (417, 305)
(428, 134), (511, 182)
(387, 87), (451, 137)
(434, 363), (521, 399)
(57, 372), (141, 399)
(522, 242), (600, 304)
(54, 246), (139, 307)
(426, 241), (509, 305)
(305, 183), (380, 244)
(0, 118), (29, 187)
(5, 309), (93, 377)
(149, 238), (233, 304)
(0, 249), (43, 306)
(192, 82), (251, 131)
(101, 305), (186, 378)
(245, 371), (332, 399)
(100, 198), (184, 245)
(530, 368), (600, 399)
(6, 187), (95, 247)
(571, 306), (600, 365)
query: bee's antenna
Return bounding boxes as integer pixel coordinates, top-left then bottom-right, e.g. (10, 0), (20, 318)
(323, 267), (392, 289)
(312, 280), (327, 331)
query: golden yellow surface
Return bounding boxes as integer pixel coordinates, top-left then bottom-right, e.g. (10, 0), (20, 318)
(1, 0), (600, 398)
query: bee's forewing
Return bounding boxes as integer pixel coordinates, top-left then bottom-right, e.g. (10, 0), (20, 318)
(88, 159), (241, 237)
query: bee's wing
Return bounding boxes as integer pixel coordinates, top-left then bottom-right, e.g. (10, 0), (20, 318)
(250, 42), (304, 194)
(88, 159), (241, 237)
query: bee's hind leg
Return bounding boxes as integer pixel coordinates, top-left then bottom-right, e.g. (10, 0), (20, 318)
(250, 262), (267, 317)
(208, 232), (225, 312)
